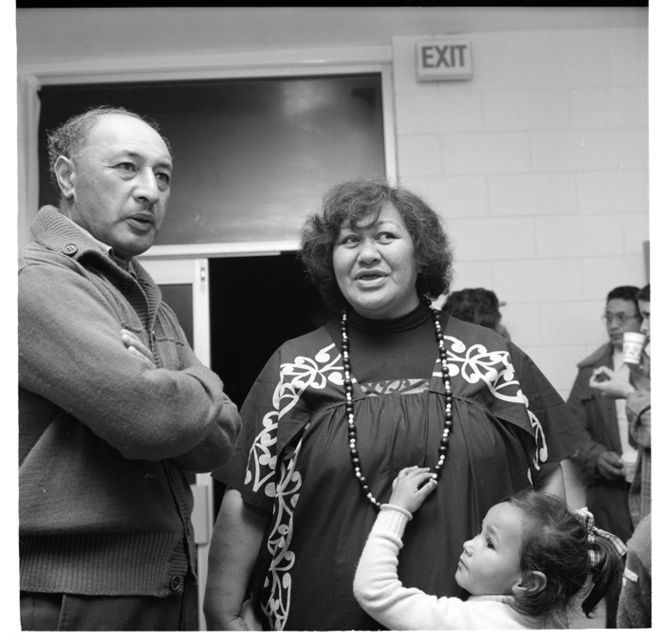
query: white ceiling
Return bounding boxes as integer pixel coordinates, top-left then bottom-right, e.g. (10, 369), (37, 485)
(17, 6), (648, 65)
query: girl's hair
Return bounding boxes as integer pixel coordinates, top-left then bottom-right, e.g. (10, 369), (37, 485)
(299, 179), (454, 311)
(507, 490), (624, 622)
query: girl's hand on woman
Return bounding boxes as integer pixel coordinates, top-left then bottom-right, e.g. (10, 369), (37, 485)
(388, 466), (437, 514)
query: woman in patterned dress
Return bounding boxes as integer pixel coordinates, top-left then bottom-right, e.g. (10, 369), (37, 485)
(203, 180), (586, 631)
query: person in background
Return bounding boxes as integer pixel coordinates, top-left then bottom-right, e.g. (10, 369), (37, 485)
(567, 286), (642, 537)
(441, 287), (510, 340)
(566, 285), (642, 628)
(617, 513), (651, 628)
(203, 179), (586, 631)
(354, 466), (625, 630)
(589, 284), (650, 529)
(19, 106), (241, 630)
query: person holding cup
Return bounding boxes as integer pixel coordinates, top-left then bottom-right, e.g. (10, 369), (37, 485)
(566, 285), (643, 627)
(568, 287), (643, 540)
(589, 284), (650, 529)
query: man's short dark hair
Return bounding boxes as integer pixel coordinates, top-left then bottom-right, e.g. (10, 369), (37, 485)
(441, 288), (502, 330)
(46, 105), (172, 190)
(638, 283), (650, 303)
(606, 285), (640, 308)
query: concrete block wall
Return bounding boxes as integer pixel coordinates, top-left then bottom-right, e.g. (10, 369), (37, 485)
(391, 28), (649, 508)
(392, 28), (648, 395)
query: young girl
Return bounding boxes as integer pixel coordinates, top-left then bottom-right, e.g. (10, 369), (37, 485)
(353, 466), (626, 629)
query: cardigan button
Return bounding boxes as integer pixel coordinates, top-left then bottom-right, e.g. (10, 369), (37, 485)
(170, 575), (183, 592)
(63, 244), (78, 255)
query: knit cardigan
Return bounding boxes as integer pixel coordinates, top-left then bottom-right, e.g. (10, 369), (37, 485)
(19, 206), (241, 597)
(353, 508), (559, 630)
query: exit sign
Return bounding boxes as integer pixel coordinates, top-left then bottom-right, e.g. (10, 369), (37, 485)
(416, 39), (473, 82)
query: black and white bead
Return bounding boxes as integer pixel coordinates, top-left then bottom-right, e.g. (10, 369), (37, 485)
(340, 295), (453, 509)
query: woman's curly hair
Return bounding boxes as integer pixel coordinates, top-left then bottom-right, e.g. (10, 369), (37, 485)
(508, 490), (624, 624)
(299, 179), (454, 311)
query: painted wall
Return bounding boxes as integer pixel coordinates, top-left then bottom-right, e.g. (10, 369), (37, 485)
(391, 29), (649, 399)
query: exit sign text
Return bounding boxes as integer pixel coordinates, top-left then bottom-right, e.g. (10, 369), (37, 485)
(416, 39), (473, 82)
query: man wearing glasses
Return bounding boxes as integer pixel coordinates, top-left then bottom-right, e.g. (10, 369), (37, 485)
(567, 285), (642, 627)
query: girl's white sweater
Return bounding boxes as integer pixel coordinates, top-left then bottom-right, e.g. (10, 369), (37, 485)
(353, 507), (562, 630)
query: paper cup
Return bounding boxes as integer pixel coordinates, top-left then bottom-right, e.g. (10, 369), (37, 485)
(621, 451), (638, 483)
(623, 332), (647, 365)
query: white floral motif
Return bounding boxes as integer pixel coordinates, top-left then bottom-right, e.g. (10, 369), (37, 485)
(244, 343), (343, 494)
(244, 343), (343, 630)
(440, 335), (549, 467)
(261, 440), (302, 630)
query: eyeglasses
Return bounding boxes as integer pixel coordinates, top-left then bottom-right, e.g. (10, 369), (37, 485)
(601, 313), (641, 325)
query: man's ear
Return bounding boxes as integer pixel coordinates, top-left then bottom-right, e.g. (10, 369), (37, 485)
(512, 571), (547, 597)
(53, 156), (76, 200)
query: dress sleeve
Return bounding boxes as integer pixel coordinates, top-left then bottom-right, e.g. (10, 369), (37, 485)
(212, 329), (337, 515)
(212, 346), (285, 515)
(509, 343), (588, 485)
(445, 320), (587, 488)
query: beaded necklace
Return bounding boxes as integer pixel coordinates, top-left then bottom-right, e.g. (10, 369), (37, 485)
(339, 296), (453, 509)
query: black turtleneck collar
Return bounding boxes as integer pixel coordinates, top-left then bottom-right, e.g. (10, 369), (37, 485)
(347, 300), (434, 334)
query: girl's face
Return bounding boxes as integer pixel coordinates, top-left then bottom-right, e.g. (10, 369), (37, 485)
(455, 502), (526, 596)
(332, 203), (419, 320)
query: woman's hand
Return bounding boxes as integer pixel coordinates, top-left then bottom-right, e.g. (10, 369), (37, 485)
(203, 490), (269, 630)
(240, 599), (264, 631)
(589, 366), (634, 399)
(214, 602), (263, 631)
(388, 466), (437, 514)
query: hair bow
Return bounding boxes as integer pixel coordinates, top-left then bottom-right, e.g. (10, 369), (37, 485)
(573, 507), (627, 566)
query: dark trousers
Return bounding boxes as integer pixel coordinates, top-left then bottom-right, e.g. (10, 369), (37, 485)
(20, 575), (198, 631)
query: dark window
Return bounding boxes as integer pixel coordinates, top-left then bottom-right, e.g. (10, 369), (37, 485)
(38, 74), (385, 246)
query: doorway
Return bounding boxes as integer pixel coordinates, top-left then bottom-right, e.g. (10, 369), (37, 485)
(207, 252), (333, 516)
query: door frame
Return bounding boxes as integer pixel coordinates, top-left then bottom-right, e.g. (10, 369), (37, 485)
(140, 257), (214, 630)
(18, 47), (397, 255)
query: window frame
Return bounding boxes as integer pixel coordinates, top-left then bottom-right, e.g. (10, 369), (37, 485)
(18, 48), (397, 258)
